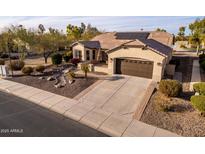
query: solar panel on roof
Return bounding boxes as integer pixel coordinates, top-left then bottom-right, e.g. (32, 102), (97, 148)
(115, 32), (150, 40)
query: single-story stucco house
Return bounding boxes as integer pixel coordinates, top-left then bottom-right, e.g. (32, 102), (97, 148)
(71, 31), (174, 82)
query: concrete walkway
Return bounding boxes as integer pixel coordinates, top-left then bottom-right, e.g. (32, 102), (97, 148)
(190, 60), (201, 91)
(0, 78), (179, 137)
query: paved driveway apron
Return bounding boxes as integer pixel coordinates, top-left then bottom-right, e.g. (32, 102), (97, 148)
(79, 75), (152, 118)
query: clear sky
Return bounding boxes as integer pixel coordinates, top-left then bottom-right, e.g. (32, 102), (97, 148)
(0, 16), (203, 34)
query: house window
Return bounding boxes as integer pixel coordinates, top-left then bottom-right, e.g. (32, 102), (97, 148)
(92, 50), (96, 60)
(86, 50), (90, 60)
(75, 50), (82, 60)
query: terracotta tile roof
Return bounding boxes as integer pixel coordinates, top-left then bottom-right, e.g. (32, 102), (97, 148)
(86, 31), (173, 57)
(148, 31), (174, 46)
(123, 40), (145, 46)
(91, 32), (130, 50)
(71, 32), (173, 55)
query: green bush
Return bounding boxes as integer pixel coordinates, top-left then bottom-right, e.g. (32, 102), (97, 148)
(191, 95), (205, 114)
(180, 44), (187, 49)
(63, 55), (70, 63)
(159, 79), (182, 97)
(0, 54), (9, 59)
(193, 82), (205, 95)
(22, 66), (33, 75)
(51, 53), (62, 65)
(199, 58), (205, 64)
(63, 51), (73, 63)
(199, 54), (205, 65)
(9, 60), (25, 71)
(0, 59), (5, 65)
(35, 65), (45, 73)
(199, 54), (205, 60)
(64, 51), (73, 57)
(200, 61), (205, 71)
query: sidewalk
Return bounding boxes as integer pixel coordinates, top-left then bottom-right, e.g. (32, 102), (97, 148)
(0, 79), (179, 137)
(190, 60), (201, 91)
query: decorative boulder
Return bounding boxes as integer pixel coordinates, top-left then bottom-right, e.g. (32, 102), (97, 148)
(68, 79), (74, 84)
(38, 76), (45, 80)
(63, 69), (70, 74)
(54, 83), (62, 88)
(47, 76), (55, 81)
(54, 82), (66, 88)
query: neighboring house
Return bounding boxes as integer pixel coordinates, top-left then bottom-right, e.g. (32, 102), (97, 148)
(71, 31), (174, 81)
(174, 41), (190, 51)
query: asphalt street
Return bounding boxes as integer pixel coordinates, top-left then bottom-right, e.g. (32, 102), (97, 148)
(0, 91), (108, 137)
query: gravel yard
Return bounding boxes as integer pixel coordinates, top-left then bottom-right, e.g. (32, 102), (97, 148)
(141, 54), (205, 137)
(6, 66), (98, 98)
(140, 91), (205, 137)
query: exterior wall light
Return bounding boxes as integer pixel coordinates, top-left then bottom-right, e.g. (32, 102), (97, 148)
(157, 62), (162, 66)
(110, 58), (113, 62)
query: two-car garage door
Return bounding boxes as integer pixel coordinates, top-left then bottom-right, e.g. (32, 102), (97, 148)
(115, 58), (154, 79)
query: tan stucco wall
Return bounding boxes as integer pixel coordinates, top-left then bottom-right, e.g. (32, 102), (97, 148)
(72, 44), (85, 60)
(107, 47), (167, 81)
(72, 44), (100, 61)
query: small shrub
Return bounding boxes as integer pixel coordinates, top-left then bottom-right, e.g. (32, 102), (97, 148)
(0, 59), (5, 65)
(10, 55), (19, 60)
(22, 66), (33, 75)
(154, 93), (172, 112)
(199, 54), (205, 60)
(9, 60), (25, 71)
(157, 103), (172, 112)
(51, 53), (62, 65)
(200, 61), (205, 71)
(180, 44), (187, 49)
(64, 51), (73, 58)
(191, 95), (205, 114)
(199, 59), (205, 64)
(63, 51), (73, 63)
(159, 79), (182, 97)
(193, 82), (205, 95)
(0, 54), (9, 59)
(35, 65), (45, 73)
(63, 55), (70, 63)
(71, 58), (80, 66)
(199, 54), (205, 65)
(81, 64), (89, 79)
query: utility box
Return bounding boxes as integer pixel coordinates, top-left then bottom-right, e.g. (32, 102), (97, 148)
(89, 64), (94, 72)
(0, 65), (9, 78)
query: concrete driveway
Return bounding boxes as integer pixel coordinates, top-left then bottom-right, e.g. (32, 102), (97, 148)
(78, 75), (154, 118)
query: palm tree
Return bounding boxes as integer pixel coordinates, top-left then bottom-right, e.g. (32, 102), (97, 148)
(189, 32), (201, 55)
